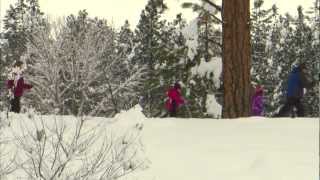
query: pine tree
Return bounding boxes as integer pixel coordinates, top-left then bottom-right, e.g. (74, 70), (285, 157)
(116, 20), (134, 82)
(2, 1), (27, 66)
(0, 0), (45, 111)
(293, 7), (314, 64)
(272, 14), (296, 113)
(251, 3), (286, 116)
(132, 0), (168, 117)
(0, 0), (45, 88)
(251, 0), (273, 84)
(118, 20), (134, 58)
(115, 20), (143, 111)
(265, 5), (283, 115)
(182, 1), (223, 118)
(2, 0), (44, 64)
(182, 1), (222, 60)
(312, 0), (320, 74)
(293, 6), (318, 116)
(312, 0), (320, 82)
(158, 14), (193, 117)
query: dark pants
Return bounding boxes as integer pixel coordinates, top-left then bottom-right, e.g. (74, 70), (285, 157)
(277, 97), (304, 117)
(10, 96), (21, 113)
(169, 100), (177, 117)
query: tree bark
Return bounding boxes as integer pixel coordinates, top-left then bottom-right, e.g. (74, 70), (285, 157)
(222, 0), (251, 118)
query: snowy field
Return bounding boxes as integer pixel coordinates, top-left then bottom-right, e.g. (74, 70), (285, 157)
(0, 106), (318, 180)
(139, 117), (318, 180)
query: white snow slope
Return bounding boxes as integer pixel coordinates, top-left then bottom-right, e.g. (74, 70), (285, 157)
(0, 105), (318, 180)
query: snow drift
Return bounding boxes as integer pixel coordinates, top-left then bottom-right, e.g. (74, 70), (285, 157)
(0, 105), (318, 180)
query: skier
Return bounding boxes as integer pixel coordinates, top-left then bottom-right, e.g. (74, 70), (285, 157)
(165, 82), (185, 117)
(251, 85), (264, 116)
(6, 61), (32, 113)
(276, 63), (315, 117)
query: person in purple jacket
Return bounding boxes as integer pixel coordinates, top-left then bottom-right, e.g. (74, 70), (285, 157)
(251, 85), (264, 116)
(6, 61), (32, 113)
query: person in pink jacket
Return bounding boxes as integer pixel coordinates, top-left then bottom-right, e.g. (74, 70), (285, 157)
(6, 61), (32, 113)
(165, 82), (185, 117)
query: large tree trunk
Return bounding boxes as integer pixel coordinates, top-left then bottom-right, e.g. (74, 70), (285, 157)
(222, 0), (251, 118)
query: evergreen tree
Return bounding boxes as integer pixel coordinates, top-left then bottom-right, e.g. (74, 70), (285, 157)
(186, 2), (222, 118)
(272, 14), (296, 114)
(293, 6), (314, 64)
(252, 4), (290, 116)
(132, 0), (168, 117)
(116, 20), (134, 82)
(0, 0), (45, 111)
(158, 14), (192, 117)
(251, 0), (273, 84)
(118, 20), (134, 59)
(308, 0), (320, 84)
(3, 0), (28, 63)
(181, 1), (223, 118)
(182, 1), (222, 60)
(115, 20), (142, 110)
(293, 6), (318, 116)
(312, 0), (320, 82)
(265, 5), (283, 115)
(2, 0), (44, 64)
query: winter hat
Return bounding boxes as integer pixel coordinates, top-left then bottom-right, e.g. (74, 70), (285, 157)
(174, 82), (181, 89)
(255, 85), (263, 94)
(14, 60), (23, 68)
(298, 62), (307, 70)
(12, 60), (26, 75)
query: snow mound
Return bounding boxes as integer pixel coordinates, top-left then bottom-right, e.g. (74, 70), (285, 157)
(110, 104), (146, 135)
(114, 104), (146, 125)
(206, 94), (222, 117)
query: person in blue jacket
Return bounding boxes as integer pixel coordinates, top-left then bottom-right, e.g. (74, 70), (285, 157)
(276, 63), (315, 117)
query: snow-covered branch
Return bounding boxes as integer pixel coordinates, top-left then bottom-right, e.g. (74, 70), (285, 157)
(24, 15), (146, 116)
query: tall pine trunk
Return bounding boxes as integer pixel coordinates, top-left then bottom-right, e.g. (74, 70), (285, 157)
(222, 0), (251, 118)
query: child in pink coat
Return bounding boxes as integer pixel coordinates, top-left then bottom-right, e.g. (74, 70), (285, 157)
(165, 82), (185, 117)
(6, 61), (32, 113)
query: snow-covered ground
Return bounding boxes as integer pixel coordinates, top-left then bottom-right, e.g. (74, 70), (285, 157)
(0, 106), (318, 180)
(138, 117), (318, 180)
